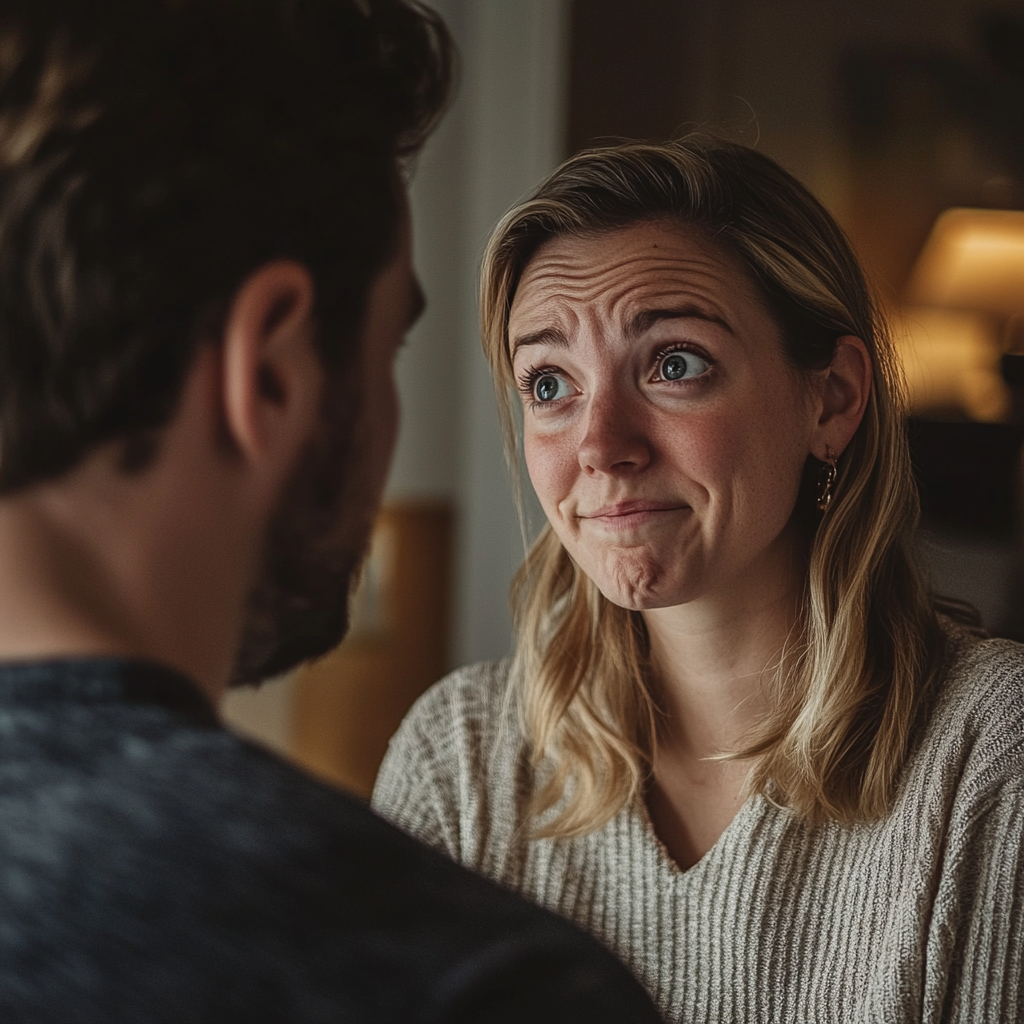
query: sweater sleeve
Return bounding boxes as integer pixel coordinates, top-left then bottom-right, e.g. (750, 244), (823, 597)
(924, 640), (1024, 1022)
(371, 684), (462, 861)
(947, 777), (1024, 1021)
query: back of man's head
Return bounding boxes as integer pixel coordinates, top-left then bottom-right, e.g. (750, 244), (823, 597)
(0, 0), (451, 491)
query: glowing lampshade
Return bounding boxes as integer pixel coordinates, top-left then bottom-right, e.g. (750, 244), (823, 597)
(895, 306), (1009, 422)
(907, 208), (1024, 316)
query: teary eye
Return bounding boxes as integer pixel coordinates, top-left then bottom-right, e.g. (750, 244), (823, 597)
(656, 349), (710, 382)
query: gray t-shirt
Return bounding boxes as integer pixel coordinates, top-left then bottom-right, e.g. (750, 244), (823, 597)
(374, 624), (1024, 1023)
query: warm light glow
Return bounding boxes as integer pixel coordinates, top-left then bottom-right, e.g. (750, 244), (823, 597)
(895, 306), (1008, 422)
(907, 208), (1024, 316)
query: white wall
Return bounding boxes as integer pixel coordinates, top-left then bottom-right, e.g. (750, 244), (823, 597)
(387, 0), (569, 667)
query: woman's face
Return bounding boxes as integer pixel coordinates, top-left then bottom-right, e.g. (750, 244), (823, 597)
(509, 220), (824, 613)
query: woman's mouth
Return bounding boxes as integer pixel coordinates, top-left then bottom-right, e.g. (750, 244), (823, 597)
(578, 500), (689, 529)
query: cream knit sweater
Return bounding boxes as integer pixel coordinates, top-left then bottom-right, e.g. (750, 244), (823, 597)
(373, 625), (1024, 1023)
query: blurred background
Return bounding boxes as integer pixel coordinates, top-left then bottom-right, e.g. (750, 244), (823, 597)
(223, 0), (1024, 796)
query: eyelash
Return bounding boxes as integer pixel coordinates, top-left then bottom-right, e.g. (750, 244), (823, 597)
(516, 344), (713, 407)
(515, 365), (556, 411)
(516, 365), (546, 396)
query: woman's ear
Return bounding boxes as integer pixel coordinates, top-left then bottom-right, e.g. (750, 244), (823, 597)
(813, 335), (872, 460)
(219, 260), (323, 479)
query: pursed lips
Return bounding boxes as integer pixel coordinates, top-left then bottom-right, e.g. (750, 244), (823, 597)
(577, 500), (689, 522)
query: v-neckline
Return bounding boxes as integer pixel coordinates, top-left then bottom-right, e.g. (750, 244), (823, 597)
(631, 791), (764, 879)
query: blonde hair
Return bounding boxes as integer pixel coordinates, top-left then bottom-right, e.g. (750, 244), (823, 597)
(480, 137), (947, 837)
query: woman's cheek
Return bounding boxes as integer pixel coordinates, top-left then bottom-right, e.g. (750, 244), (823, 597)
(525, 429), (578, 512)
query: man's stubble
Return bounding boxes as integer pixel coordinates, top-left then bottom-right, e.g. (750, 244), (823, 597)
(230, 364), (377, 687)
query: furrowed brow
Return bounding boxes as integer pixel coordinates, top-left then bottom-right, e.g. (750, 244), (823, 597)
(626, 306), (732, 340)
(510, 326), (570, 357)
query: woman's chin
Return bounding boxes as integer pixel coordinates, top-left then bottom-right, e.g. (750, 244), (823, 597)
(592, 563), (695, 612)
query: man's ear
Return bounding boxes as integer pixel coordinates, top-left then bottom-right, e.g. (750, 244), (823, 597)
(812, 335), (872, 460)
(220, 260), (323, 477)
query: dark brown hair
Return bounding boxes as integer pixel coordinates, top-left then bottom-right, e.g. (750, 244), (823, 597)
(0, 0), (452, 490)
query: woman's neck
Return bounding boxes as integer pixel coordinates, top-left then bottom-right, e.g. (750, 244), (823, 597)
(646, 599), (795, 763)
(642, 549), (804, 758)
(639, 535), (805, 870)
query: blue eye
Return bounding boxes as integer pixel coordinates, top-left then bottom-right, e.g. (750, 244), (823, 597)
(657, 349), (710, 381)
(534, 373), (572, 402)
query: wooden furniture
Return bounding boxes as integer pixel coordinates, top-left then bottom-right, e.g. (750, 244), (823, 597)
(290, 501), (453, 797)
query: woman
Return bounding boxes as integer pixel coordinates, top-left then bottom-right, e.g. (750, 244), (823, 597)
(373, 137), (1024, 1022)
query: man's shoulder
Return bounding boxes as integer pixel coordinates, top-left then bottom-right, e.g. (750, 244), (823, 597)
(0, 659), (660, 1023)
(0, 663), (508, 915)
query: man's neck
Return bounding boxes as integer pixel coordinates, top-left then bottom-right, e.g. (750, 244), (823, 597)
(0, 433), (256, 706)
(0, 498), (145, 662)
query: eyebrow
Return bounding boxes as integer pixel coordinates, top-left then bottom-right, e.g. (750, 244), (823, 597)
(510, 305), (731, 356)
(509, 326), (569, 356)
(626, 306), (732, 339)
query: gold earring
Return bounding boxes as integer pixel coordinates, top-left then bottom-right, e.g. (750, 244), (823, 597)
(816, 445), (837, 512)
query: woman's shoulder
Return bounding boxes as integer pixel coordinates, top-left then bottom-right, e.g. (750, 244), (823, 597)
(377, 658), (526, 797)
(927, 619), (1024, 786)
(939, 619), (1024, 707)
(372, 658), (528, 868)
(395, 658), (519, 753)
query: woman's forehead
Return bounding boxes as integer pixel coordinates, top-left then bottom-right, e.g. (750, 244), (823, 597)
(509, 221), (764, 337)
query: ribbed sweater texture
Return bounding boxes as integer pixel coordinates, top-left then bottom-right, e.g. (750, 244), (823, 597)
(373, 626), (1024, 1023)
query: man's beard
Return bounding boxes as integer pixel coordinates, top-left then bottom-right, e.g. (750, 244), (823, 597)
(230, 374), (376, 687)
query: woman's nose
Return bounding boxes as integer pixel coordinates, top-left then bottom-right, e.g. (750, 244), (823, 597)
(577, 391), (652, 475)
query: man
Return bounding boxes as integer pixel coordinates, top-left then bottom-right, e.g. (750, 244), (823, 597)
(0, 1), (662, 1021)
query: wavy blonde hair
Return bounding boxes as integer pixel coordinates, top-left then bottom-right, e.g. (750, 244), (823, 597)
(480, 137), (948, 837)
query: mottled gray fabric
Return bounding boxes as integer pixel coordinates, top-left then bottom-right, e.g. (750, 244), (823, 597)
(374, 625), (1024, 1023)
(0, 658), (663, 1024)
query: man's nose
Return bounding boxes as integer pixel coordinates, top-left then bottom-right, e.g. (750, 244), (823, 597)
(576, 388), (652, 476)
